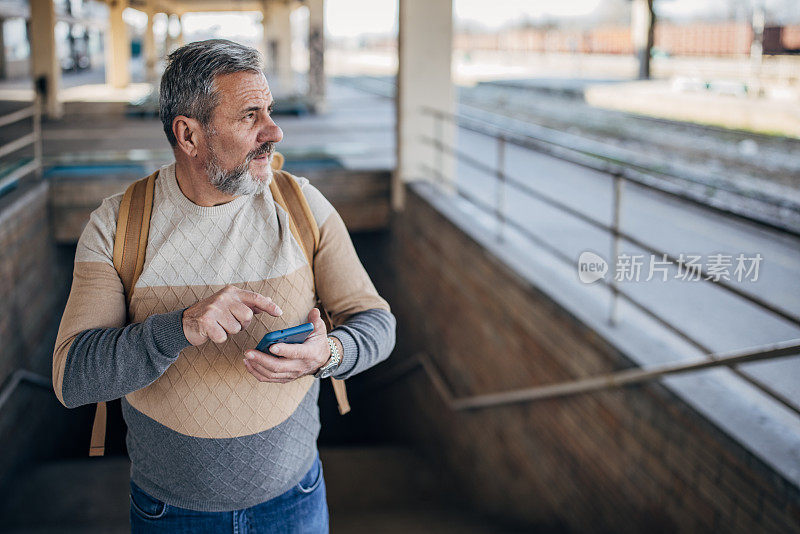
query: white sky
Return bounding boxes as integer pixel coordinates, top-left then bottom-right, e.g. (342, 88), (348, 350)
(325, 0), (799, 36)
(123, 0), (798, 38)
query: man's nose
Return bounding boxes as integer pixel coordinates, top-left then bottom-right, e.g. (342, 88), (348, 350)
(258, 117), (283, 144)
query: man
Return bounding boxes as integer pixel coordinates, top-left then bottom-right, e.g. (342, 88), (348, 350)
(52, 39), (396, 532)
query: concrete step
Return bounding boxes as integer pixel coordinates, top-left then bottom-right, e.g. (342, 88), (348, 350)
(0, 446), (520, 533)
(321, 446), (455, 510)
(330, 507), (526, 534)
(0, 456), (130, 533)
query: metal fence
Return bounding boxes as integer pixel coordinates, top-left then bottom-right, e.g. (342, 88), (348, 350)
(0, 98), (42, 198)
(418, 106), (800, 414)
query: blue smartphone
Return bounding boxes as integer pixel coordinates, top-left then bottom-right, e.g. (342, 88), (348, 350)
(256, 322), (314, 354)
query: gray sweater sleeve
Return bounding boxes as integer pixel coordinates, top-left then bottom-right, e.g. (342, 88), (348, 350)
(61, 308), (190, 408)
(329, 308), (396, 380)
(62, 307), (395, 408)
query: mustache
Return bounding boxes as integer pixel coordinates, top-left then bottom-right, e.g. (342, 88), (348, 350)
(247, 142), (274, 161)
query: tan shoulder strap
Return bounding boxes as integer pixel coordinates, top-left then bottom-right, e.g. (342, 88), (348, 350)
(113, 171), (158, 307)
(269, 161), (350, 415)
(90, 171), (157, 457)
(269, 169), (317, 269)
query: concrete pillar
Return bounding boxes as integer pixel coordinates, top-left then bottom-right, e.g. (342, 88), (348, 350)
(143, 4), (157, 83)
(260, 2), (273, 70)
(164, 14), (181, 54)
(632, 0), (655, 80)
(106, 0), (130, 88)
(176, 15), (185, 47)
(307, 0), (325, 112)
(164, 14), (174, 54)
(262, 1), (294, 95)
(29, 0), (62, 117)
(395, 0), (455, 209)
(750, 3), (765, 98)
(0, 19), (6, 79)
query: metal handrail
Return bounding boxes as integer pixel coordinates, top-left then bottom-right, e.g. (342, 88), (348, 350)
(0, 370), (52, 414)
(0, 105), (35, 129)
(367, 340), (800, 412)
(417, 111), (800, 327)
(424, 105), (800, 235)
(0, 102), (43, 195)
(419, 106), (800, 415)
(419, 136), (800, 330)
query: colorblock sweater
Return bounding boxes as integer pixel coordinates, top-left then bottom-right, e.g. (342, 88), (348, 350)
(52, 162), (396, 511)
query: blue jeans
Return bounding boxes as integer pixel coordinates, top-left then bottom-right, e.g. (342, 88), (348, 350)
(129, 453), (329, 533)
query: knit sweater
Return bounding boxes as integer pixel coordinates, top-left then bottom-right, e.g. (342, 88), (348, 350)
(52, 162), (395, 511)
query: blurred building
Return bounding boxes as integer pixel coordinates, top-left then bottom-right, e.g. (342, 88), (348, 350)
(454, 21), (800, 56)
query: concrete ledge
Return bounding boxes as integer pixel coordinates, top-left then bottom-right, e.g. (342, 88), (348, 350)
(48, 166), (392, 243)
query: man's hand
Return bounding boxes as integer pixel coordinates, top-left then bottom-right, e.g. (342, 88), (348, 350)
(182, 285), (283, 346)
(243, 307), (338, 383)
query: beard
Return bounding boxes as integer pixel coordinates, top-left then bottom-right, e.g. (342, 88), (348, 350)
(205, 140), (274, 197)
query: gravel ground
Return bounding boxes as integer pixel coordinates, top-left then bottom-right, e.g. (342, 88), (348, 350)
(462, 80), (800, 193)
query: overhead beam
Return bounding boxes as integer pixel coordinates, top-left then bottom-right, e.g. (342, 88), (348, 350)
(159, 0), (265, 15)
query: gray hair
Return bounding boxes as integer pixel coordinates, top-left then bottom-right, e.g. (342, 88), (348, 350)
(159, 39), (263, 147)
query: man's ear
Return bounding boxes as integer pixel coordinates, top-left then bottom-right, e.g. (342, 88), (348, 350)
(173, 116), (203, 158)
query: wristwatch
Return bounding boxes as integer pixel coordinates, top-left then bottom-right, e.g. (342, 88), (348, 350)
(313, 337), (341, 379)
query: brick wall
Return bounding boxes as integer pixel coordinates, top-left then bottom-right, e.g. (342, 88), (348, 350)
(301, 168), (392, 232)
(368, 184), (800, 532)
(49, 171), (141, 243)
(0, 181), (81, 483)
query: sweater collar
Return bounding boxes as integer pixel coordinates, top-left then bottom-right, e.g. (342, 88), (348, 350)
(160, 161), (257, 217)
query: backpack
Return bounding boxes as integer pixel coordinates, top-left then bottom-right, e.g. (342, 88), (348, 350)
(88, 153), (350, 457)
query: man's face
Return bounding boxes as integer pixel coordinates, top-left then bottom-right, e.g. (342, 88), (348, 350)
(201, 71), (283, 196)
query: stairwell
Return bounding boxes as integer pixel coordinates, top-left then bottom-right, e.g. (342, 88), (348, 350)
(0, 446), (524, 533)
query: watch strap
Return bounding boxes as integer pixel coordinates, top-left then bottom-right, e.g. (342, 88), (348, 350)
(315, 337), (340, 379)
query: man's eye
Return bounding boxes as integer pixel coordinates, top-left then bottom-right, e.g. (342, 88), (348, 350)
(245, 113), (255, 119)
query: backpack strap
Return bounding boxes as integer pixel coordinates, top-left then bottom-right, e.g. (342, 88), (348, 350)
(113, 171), (158, 308)
(269, 170), (318, 271)
(269, 167), (351, 415)
(89, 170), (157, 457)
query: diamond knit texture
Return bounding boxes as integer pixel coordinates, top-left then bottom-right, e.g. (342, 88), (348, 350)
(123, 381), (321, 512)
(125, 163), (321, 438)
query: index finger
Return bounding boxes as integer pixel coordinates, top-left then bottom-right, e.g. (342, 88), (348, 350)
(237, 290), (283, 317)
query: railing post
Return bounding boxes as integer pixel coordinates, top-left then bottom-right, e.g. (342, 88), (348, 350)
(609, 172), (623, 325)
(33, 94), (43, 180)
(434, 110), (444, 189)
(495, 134), (507, 241)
